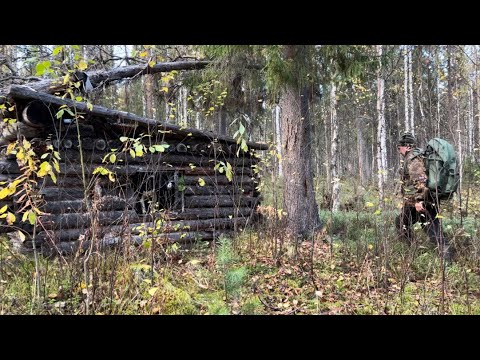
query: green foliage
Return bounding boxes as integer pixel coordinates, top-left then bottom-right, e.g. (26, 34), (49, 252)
(216, 235), (247, 302)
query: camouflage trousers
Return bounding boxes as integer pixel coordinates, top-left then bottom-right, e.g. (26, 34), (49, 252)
(395, 202), (452, 261)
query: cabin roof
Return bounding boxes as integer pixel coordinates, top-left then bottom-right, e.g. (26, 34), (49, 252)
(2, 85), (269, 151)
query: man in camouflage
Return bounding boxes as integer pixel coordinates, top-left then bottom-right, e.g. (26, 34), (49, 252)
(395, 132), (452, 262)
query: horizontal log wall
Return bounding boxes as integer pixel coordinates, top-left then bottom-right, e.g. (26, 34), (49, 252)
(0, 134), (262, 254)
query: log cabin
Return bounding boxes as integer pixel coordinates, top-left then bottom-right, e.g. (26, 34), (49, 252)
(0, 85), (267, 255)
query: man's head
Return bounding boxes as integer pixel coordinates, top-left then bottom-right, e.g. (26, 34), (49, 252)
(397, 132), (416, 156)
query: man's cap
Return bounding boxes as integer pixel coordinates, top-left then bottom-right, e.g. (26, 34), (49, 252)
(397, 132), (416, 146)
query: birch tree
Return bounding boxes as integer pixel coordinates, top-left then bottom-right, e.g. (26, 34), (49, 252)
(376, 45), (387, 205)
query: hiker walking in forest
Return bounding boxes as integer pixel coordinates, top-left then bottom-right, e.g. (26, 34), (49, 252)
(395, 132), (453, 263)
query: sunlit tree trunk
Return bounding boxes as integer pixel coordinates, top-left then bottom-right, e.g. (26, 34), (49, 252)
(376, 45), (387, 204)
(330, 82), (340, 211)
(274, 104), (283, 177)
(404, 46), (410, 133)
(408, 46), (415, 135)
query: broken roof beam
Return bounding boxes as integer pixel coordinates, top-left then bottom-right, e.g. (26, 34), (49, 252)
(0, 60), (210, 96)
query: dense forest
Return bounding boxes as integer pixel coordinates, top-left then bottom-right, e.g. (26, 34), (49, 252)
(0, 45), (479, 315)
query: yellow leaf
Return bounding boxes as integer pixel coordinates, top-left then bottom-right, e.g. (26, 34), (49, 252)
(17, 231), (26, 242)
(148, 287), (158, 296)
(6, 212), (16, 225)
(37, 162), (52, 177)
(148, 61), (155, 67)
(0, 205), (7, 214)
(365, 202), (374, 207)
(78, 60), (88, 71)
(109, 154), (116, 164)
(139, 51), (148, 57)
(0, 187), (11, 200)
(161, 87), (169, 93)
(198, 178), (205, 187)
(368, 244), (373, 250)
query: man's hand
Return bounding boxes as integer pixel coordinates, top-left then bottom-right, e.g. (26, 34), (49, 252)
(415, 201), (425, 212)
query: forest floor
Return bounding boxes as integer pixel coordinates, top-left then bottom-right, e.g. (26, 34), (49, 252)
(1, 207), (479, 315)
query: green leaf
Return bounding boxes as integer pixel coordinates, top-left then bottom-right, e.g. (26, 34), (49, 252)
(239, 123), (245, 135)
(109, 154), (116, 164)
(52, 46), (63, 56)
(198, 178), (205, 187)
(28, 211), (36, 225)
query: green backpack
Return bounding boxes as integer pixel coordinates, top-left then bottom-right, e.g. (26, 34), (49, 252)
(419, 138), (460, 200)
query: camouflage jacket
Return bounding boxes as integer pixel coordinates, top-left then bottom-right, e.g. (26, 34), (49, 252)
(400, 149), (429, 206)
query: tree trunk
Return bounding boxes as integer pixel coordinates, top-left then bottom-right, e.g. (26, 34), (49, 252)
(330, 82), (340, 211)
(404, 46), (410, 133)
(376, 45), (387, 205)
(356, 117), (367, 186)
(274, 104), (283, 177)
(408, 46), (415, 135)
(279, 45), (321, 239)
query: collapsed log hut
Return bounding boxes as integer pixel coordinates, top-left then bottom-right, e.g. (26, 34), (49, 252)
(0, 85), (267, 255)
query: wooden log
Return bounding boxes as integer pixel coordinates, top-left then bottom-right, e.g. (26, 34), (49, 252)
(0, 173), (18, 182)
(44, 175), (88, 187)
(176, 143), (188, 153)
(41, 230), (215, 256)
(95, 139), (107, 151)
(58, 149), (257, 167)
(22, 100), (54, 128)
(39, 187), (86, 201)
(62, 139), (73, 149)
(183, 175), (255, 186)
(0, 159), (20, 174)
(6, 85), (268, 150)
(40, 210), (139, 230)
(171, 207), (254, 220)
(1, 61), (209, 97)
(184, 195), (259, 208)
(34, 215), (248, 245)
(42, 196), (129, 214)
